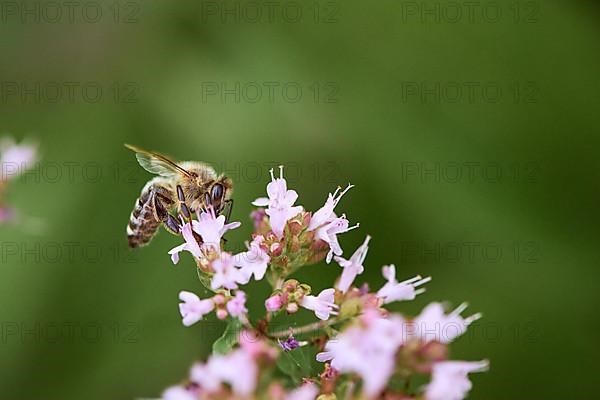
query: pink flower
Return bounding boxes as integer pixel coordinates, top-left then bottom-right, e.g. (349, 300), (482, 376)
(162, 385), (198, 400)
(301, 288), (338, 320)
(252, 166), (303, 239)
(265, 294), (283, 312)
(308, 184), (353, 231)
(0, 138), (37, 182)
(285, 383), (319, 400)
(411, 302), (482, 344)
(334, 235), (371, 293)
(235, 236), (270, 284)
(316, 214), (359, 263)
(210, 253), (245, 290)
(425, 360), (489, 400)
(190, 362), (221, 393)
(192, 207), (240, 253)
(226, 291), (248, 318)
(191, 349), (258, 396)
(250, 208), (267, 229)
(178, 291), (215, 327)
(168, 223), (203, 264)
(239, 329), (278, 359)
(316, 313), (406, 396)
(377, 264), (431, 304)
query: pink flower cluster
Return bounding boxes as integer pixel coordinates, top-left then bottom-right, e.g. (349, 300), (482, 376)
(160, 166), (488, 400)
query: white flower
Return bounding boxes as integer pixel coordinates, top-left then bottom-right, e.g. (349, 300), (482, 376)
(301, 288), (338, 320)
(412, 302), (482, 344)
(334, 235), (371, 293)
(316, 312), (406, 396)
(212, 350), (258, 395)
(0, 138), (36, 181)
(425, 360), (489, 400)
(192, 207), (240, 253)
(308, 184), (353, 231)
(211, 253), (245, 290)
(377, 264), (431, 304)
(252, 166), (303, 239)
(316, 214), (359, 263)
(178, 291), (214, 327)
(191, 349), (258, 396)
(226, 291), (248, 318)
(285, 383), (319, 400)
(190, 362), (221, 393)
(308, 184), (357, 263)
(168, 223), (203, 264)
(235, 236), (270, 284)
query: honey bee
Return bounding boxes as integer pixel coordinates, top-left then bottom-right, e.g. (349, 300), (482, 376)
(124, 144), (233, 248)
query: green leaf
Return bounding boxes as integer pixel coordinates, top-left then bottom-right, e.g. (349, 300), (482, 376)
(196, 269), (213, 292)
(212, 319), (242, 355)
(276, 347), (313, 383)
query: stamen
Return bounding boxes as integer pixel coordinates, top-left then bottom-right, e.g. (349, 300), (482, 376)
(332, 186), (341, 198)
(342, 222), (360, 234)
(465, 312), (482, 325)
(414, 288), (426, 296)
(401, 275), (423, 285)
(413, 276), (432, 287)
(337, 183), (353, 200)
(451, 302), (468, 317)
(278, 165), (284, 178)
(269, 168), (275, 181)
(332, 184), (354, 207)
(472, 360), (490, 372)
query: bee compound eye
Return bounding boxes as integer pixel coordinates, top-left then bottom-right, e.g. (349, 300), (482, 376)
(211, 184), (224, 202)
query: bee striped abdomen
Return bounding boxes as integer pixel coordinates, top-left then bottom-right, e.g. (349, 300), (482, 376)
(127, 180), (173, 248)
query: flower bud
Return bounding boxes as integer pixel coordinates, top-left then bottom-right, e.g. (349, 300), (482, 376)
(216, 308), (228, 320)
(288, 217), (304, 236)
(284, 279), (298, 291)
(265, 294), (283, 312)
(213, 294), (226, 305)
(286, 302), (299, 314)
(270, 242), (283, 257)
(289, 235), (301, 253)
(301, 211), (311, 226)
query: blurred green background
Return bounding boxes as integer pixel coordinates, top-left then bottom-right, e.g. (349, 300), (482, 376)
(1, 0), (599, 399)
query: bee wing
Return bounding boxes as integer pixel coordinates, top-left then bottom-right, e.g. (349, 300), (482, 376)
(124, 144), (192, 178)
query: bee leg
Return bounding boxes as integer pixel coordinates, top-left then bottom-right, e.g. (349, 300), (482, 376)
(165, 214), (181, 235)
(153, 194), (169, 223)
(223, 199), (234, 223)
(219, 199), (234, 246)
(153, 192), (181, 235)
(176, 185), (193, 223)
